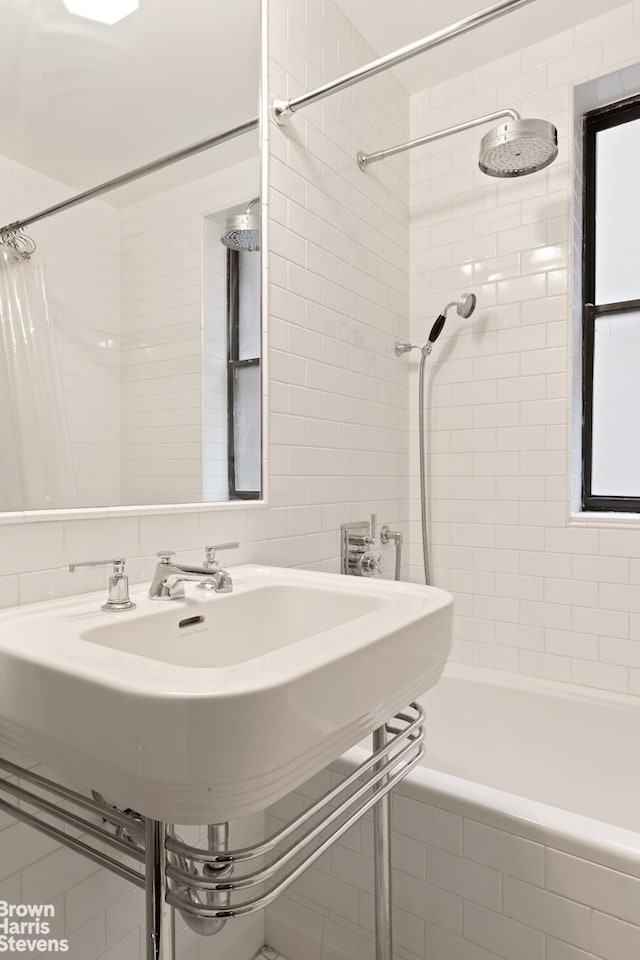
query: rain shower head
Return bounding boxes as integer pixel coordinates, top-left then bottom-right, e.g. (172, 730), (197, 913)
(220, 197), (260, 252)
(358, 109), (558, 180)
(479, 118), (558, 178)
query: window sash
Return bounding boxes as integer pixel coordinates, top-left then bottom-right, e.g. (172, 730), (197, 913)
(582, 95), (640, 512)
(226, 249), (261, 500)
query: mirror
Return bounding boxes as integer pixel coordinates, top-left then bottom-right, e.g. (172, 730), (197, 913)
(0, 0), (262, 512)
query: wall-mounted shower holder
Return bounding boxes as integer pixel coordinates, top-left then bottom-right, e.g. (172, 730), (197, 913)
(341, 515), (382, 577)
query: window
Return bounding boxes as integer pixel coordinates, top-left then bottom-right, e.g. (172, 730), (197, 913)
(227, 248), (261, 499)
(582, 95), (640, 512)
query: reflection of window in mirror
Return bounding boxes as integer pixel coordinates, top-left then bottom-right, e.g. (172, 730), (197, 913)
(228, 249), (261, 499)
(203, 210), (261, 502)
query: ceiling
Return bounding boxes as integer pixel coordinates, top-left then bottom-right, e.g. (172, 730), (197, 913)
(0, 0), (628, 212)
(336, 0), (628, 94)
(0, 0), (260, 203)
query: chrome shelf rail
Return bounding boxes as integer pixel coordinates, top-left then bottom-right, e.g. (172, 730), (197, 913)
(0, 759), (145, 887)
(167, 704), (423, 869)
(0, 754), (144, 834)
(165, 704), (424, 919)
(0, 702), (424, 959)
(0, 795), (145, 888)
(0, 775), (145, 863)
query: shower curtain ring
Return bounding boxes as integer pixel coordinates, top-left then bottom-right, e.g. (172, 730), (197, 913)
(0, 224), (36, 260)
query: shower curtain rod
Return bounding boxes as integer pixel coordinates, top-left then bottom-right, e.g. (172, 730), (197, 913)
(272, 0), (538, 124)
(0, 116), (259, 235)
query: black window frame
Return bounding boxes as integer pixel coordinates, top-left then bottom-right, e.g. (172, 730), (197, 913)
(582, 94), (640, 512)
(226, 248), (261, 501)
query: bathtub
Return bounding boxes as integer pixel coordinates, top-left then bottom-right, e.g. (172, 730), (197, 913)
(413, 661), (640, 850)
(266, 662), (640, 960)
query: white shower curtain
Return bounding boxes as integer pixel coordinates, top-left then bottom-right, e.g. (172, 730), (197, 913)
(0, 245), (77, 510)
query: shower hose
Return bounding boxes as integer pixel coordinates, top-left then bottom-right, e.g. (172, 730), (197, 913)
(419, 345), (431, 586)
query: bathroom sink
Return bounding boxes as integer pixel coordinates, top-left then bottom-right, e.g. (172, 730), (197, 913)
(0, 565), (452, 823)
(84, 581), (387, 667)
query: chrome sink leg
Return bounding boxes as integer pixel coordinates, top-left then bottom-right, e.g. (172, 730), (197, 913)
(175, 821), (231, 936)
(373, 724), (393, 960)
(204, 822), (232, 933)
(145, 819), (175, 960)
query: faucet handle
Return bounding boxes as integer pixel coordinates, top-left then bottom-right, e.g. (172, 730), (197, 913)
(68, 558), (135, 612)
(156, 551), (175, 565)
(370, 514), (377, 541)
(205, 542), (239, 563)
(198, 543), (238, 594)
(69, 558), (125, 575)
(197, 543), (239, 593)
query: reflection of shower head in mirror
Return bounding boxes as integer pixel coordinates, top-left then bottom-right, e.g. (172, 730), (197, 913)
(220, 197), (260, 251)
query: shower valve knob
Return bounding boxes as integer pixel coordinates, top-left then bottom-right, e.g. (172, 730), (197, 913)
(349, 551), (382, 577)
(350, 534), (375, 548)
(361, 553), (382, 576)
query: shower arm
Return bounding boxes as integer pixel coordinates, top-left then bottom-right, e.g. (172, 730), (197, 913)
(272, 0), (536, 124)
(357, 109), (520, 170)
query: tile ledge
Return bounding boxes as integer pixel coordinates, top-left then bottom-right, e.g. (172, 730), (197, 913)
(0, 500), (269, 525)
(569, 512), (640, 529)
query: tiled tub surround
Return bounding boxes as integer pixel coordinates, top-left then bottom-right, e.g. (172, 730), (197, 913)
(266, 0), (412, 577)
(407, 0), (640, 693)
(266, 662), (640, 960)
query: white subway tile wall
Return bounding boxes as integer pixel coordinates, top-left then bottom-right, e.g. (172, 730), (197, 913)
(408, 2), (640, 695)
(264, 2), (640, 960)
(266, 768), (640, 960)
(120, 158), (259, 505)
(266, 0), (411, 558)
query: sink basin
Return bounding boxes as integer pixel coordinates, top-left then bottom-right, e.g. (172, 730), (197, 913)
(85, 582), (387, 667)
(0, 565), (452, 823)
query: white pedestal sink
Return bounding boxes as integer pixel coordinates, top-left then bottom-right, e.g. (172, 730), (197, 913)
(0, 565), (452, 823)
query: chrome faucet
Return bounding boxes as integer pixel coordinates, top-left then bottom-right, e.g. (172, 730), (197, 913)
(197, 543), (239, 593)
(68, 558), (136, 612)
(148, 544), (239, 600)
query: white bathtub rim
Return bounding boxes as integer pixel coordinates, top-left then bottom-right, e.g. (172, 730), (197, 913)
(337, 744), (640, 880)
(442, 659), (640, 710)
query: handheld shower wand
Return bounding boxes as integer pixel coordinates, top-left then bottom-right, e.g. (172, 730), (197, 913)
(394, 293), (477, 586)
(395, 293), (477, 356)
